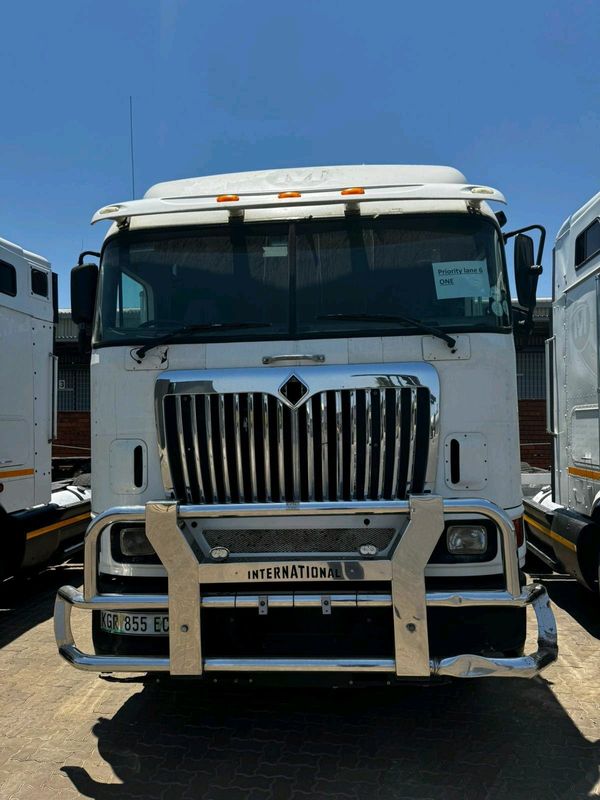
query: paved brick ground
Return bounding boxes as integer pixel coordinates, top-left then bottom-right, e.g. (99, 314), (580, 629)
(1, 563), (600, 800)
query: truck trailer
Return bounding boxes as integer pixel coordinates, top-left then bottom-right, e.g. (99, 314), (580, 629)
(524, 191), (600, 590)
(0, 237), (90, 581)
(55, 165), (557, 682)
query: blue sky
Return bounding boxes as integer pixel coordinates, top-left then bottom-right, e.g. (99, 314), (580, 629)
(1, 0), (598, 305)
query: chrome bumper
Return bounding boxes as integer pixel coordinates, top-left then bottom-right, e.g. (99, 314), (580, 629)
(54, 496), (558, 679)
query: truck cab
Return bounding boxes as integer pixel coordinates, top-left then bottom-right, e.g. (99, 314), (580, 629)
(55, 165), (557, 681)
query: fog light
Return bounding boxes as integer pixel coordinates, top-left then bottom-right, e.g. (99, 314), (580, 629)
(210, 546), (230, 561)
(359, 543), (378, 557)
(446, 525), (487, 554)
(120, 527), (155, 557)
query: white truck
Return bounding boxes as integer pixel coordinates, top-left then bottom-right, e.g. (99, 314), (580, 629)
(55, 165), (557, 682)
(0, 237), (90, 581)
(524, 191), (600, 590)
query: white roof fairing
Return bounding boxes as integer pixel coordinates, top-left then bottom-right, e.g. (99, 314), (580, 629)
(91, 165), (506, 231)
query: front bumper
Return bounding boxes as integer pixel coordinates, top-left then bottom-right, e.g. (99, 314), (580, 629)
(54, 495), (557, 679)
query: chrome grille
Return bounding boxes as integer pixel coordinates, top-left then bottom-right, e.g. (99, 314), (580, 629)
(161, 384), (433, 505)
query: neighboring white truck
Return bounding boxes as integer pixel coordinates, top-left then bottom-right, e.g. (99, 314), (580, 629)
(524, 191), (600, 590)
(55, 165), (556, 682)
(0, 237), (90, 581)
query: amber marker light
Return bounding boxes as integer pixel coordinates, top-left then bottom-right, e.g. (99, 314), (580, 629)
(216, 194), (240, 202)
(341, 187), (365, 196)
(278, 191), (302, 199)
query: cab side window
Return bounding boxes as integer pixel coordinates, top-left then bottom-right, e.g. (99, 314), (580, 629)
(31, 267), (49, 297)
(0, 260), (17, 296)
(575, 219), (600, 268)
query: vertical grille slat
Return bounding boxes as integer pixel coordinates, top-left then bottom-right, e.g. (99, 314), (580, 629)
(204, 395), (219, 503)
(320, 394), (329, 501)
(276, 401), (285, 502)
(233, 394), (245, 502)
(262, 394), (272, 501)
(218, 395), (232, 502)
(376, 388), (387, 500)
(390, 390), (403, 499)
(349, 389), (357, 500)
(190, 397), (206, 504)
(335, 391), (344, 501)
(162, 384), (433, 505)
(364, 390), (372, 500)
(175, 396), (193, 502)
(247, 393), (258, 500)
(305, 399), (315, 500)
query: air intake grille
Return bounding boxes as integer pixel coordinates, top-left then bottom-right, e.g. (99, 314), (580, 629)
(162, 387), (431, 504)
(203, 528), (396, 554)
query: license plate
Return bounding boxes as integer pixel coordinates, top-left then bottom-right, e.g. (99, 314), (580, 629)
(100, 611), (169, 636)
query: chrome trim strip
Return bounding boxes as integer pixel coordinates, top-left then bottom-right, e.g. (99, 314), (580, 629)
(262, 354), (325, 365)
(291, 411), (301, 503)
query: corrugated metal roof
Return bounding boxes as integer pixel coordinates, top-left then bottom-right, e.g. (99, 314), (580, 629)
(56, 310), (79, 341)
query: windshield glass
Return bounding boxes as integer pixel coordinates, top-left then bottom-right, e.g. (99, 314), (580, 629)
(94, 214), (510, 346)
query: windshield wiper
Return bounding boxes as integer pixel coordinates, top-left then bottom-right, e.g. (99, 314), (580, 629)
(134, 321), (272, 360)
(317, 313), (456, 349)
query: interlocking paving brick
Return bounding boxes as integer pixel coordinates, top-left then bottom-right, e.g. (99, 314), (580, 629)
(1, 563), (600, 799)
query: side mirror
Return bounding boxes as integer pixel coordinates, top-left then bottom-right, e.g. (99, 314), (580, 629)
(504, 224), (545, 316)
(71, 261), (98, 325)
(514, 233), (539, 308)
(71, 252), (100, 354)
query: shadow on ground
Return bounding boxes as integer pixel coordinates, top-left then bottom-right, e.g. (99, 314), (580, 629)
(531, 571), (600, 640)
(0, 561), (82, 647)
(63, 675), (599, 800)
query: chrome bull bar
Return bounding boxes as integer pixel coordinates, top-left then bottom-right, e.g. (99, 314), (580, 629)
(54, 496), (558, 679)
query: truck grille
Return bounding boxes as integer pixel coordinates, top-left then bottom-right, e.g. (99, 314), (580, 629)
(162, 386), (432, 504)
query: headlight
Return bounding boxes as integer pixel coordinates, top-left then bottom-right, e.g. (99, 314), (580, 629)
(446, 525), (487, 554)
(120, 527), (155, 557)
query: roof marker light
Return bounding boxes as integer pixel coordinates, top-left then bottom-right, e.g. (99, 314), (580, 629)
(278, 191), (302, 199)
(216, 194), (240, 203)
(470, 187), (494, 195)
(99, 205), (122, 215)
(341, 187), (365, 196)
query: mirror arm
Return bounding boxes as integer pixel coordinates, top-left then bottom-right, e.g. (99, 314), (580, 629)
(503, 224), (546, 265)
(78, 251), (101, 266)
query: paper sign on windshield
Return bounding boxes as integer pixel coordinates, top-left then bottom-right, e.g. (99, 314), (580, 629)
(432, 261), (490, 300)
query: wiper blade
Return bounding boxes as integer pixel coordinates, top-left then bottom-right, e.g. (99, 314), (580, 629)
(135, 321), (272, 360)
(317, 313), (456, 349)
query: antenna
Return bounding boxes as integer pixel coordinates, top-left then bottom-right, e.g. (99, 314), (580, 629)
(129, 96), (136, 199)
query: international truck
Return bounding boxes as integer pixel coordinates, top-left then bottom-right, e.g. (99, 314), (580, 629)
(55, 165), (557, 682)
(0, 237), (90, 581)
(524, 191), (600, 591)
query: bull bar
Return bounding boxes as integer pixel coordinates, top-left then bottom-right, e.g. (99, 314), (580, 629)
(54, 495), (557, 679)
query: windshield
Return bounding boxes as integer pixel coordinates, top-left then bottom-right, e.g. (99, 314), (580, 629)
(94, 214), (510, 346)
